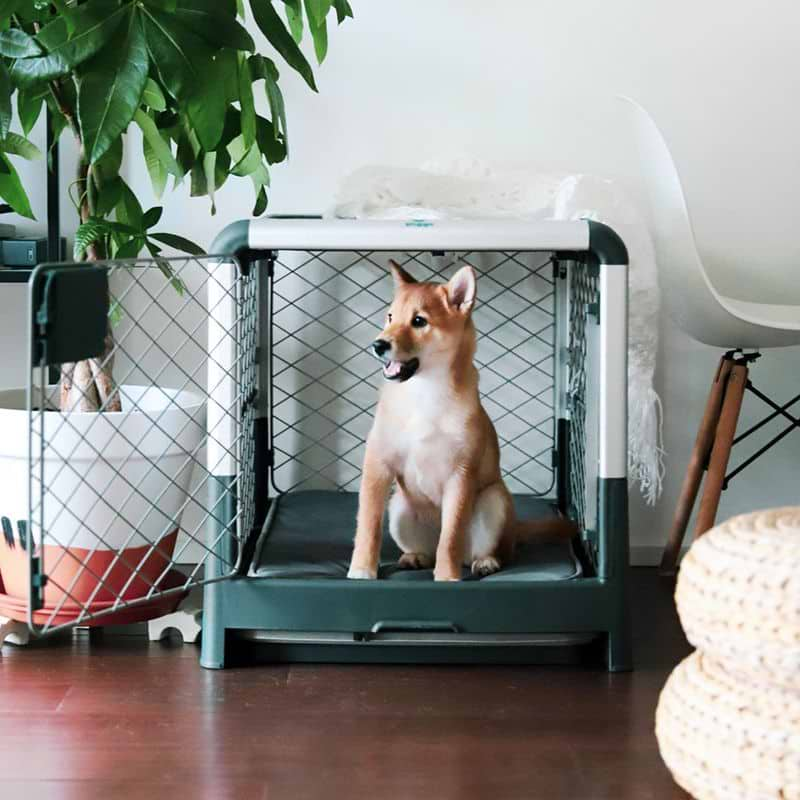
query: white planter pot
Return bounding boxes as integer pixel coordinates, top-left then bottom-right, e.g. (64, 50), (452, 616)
(0, 385), (205, 606)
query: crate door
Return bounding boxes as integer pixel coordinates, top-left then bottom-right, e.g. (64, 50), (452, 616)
(15, 258), (256, 635)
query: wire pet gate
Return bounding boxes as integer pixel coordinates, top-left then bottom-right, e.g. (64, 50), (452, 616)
(13, 256), (257, 635)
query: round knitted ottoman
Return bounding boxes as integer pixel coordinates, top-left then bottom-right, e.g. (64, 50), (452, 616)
(656, 651), (800, 800)
(656, 507), (800, 799)
(676, 507), (800, 689)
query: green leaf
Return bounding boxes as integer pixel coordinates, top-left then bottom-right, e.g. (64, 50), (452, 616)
(253, 183), (267, 216)
(307, 9), (327, 64)
(250, 55), (287, 146)
(93, 134), (122, 183)
(175, 129), (196, 175)
(141, 8), (213, 101)
(238, 54), (256, 149)
(0, 28), (41, 58)
(146, 239), (185, 294)
(0, 1), (20, 19)
(142, 78), (167, 111)
(250, 0), (317, 91)
(217, 48), (240, 105)
(283, 0), (303, 43)
(73, 218), (109, 260)
(1, 132), (42, 160)
(0, 152), (33, 217)
(134, 108), (182, 177)
(255, 115), (286, 164)
(116, 178), (144, 230)
(115, 236), (143, 259)
(214, 145), (230, 191)
(79, 9), (149, 164)
(17, 89), (44, 135)
(174, 0), (255, 52)
(143, 136), (167, 199)
(12, 0), (127, 87)
(149, 231), (204, 255)
(332, 0), (353, 23)
(203, 149), (216, 214)
(304, 0), (332, 28)
(94, 174), (122, 216)
(0, 62), (10, 140)
(186, 54), (226, 151)
(142, 205), (162, 229)
(227, 134), (260, 176)
(190, 158), (206, 197)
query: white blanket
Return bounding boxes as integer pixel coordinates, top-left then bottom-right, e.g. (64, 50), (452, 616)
(329, 161), (664, 504)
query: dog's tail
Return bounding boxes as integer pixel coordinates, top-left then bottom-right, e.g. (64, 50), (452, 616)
(511, 516), (579, 544)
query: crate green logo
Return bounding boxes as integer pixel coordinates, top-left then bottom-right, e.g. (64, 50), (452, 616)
(404, 219), (433, 227)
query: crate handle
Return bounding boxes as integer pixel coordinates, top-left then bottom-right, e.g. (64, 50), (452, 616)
(369, 620), (460, 635)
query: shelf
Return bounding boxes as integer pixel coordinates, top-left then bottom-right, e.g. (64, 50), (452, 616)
(0, 268), (32, 284)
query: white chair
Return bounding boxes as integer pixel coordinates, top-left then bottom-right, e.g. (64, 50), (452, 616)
(622, 97), (800, 573)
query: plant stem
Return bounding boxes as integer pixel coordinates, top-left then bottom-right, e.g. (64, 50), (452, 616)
(48, 74), (120, 413)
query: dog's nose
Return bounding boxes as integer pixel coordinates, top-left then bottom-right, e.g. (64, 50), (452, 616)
(372, 339), (391, 357)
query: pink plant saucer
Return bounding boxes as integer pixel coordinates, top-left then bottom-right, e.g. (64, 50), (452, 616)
(0, 569), (189, 628)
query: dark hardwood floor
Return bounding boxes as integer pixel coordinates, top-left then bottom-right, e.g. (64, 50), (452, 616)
(0, 569), (691, 800)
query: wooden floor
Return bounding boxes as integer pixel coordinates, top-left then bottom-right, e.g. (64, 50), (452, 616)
(0, 569), (691, 800)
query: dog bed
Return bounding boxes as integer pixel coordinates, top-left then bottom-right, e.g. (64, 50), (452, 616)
(249, 491), (582, 582)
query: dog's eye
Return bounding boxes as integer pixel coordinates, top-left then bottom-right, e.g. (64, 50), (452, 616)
(411, 315), (427, 328)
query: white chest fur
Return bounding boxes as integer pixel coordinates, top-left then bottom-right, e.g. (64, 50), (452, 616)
(378, 377), (468, 507)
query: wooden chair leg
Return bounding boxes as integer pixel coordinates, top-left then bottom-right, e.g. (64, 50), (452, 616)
(694, 363), (748, 537)
(660, 356), (733, 575)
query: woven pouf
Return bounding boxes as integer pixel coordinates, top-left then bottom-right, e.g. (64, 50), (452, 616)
(676, 507), (800, 690)
(656, 651), (800, 800)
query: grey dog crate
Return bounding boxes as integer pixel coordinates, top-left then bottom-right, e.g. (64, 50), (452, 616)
(17, 216), (630, 671)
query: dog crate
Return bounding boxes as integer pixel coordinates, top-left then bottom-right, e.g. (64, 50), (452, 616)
(10, 217), (630, 671)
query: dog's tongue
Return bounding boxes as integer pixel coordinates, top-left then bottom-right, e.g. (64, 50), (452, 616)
(384, 360), (402, 378)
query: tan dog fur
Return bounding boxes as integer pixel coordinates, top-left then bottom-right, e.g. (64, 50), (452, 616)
(348, 260), (577, 581)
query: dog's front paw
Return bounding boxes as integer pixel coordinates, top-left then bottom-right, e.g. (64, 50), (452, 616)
(471, 556), (501, 577)
(433, 567), (461, 582)
(347, 565), (378, 580)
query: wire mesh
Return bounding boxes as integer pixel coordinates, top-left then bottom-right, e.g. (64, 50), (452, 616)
(268, 250), (557, 496)
(21, 256), (257, 635)
(566, 260), (600, 563)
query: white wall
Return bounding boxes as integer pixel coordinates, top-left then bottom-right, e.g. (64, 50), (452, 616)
(2, 0), (799, 559)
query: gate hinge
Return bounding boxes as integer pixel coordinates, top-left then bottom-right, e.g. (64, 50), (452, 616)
(585, 301), (600, 324)
(30, 556), (47, 611)
(241, 387), (258, 414)
(266, 251), (277, 278)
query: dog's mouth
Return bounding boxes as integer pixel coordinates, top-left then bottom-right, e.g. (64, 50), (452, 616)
(382, 357), (420, 382)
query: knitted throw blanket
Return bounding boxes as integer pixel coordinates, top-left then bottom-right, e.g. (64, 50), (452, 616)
(329, 162), (664, 504)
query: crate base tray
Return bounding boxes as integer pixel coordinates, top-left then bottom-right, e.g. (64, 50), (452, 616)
(250, 490), (582, 582)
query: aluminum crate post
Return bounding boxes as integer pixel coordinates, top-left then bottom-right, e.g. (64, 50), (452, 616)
(588, 221), (632, 672)
(201, 221), (251, 669)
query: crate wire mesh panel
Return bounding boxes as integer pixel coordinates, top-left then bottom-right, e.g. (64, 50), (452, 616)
(565, 259), (601, 556)
(23, 256), (256, 634)
(269, 250), (558, 497)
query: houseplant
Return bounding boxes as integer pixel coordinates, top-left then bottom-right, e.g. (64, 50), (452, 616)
(0, 0), (352, 609)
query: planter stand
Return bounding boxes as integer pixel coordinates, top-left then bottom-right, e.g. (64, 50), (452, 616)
(147, 589), (202, 644)
(0, 616), (29, 648)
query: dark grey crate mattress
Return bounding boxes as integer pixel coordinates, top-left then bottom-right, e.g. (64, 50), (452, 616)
(250, 491), (582, 582)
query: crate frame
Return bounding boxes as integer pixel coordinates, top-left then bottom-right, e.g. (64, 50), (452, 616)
(200, 217), (631, 671)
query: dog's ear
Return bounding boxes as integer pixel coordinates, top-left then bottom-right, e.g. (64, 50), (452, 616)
(446, 265), (476, 313)
(389, 259), (417, 288)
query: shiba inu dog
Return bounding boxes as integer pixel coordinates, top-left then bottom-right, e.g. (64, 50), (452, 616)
(348, 259), (577, 581)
